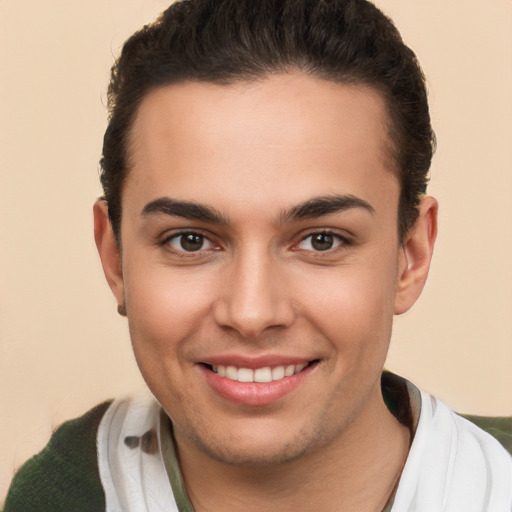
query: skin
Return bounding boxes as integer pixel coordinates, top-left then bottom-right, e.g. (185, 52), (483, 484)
(94, 72), (437, 511)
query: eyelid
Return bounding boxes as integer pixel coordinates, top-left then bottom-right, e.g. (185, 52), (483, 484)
(292, 229), (352, 252)
(160, 229), (221, 253)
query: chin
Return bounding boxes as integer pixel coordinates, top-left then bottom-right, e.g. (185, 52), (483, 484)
(198, 439), (311, 467)
(174, 416), (332, 468)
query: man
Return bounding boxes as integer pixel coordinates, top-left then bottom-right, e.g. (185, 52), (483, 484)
(4, 0), (512, 510)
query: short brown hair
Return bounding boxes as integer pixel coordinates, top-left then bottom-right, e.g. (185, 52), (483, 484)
(100, 0), (435, 243)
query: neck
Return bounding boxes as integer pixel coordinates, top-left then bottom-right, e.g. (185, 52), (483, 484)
(173, 386), (410, 512)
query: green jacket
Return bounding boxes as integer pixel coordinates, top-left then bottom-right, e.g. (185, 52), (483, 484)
(3, 400), (511, 511)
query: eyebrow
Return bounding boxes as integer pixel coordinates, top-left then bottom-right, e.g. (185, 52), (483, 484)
(141, 197), (228, 224)
(141, 194), (374, 225)
(280, 194), (375, 223)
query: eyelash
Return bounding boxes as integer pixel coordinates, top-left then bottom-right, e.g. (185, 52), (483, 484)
(294, 230), (351, 253)
(161, 230), (220, 256)
(160, 229), (351, 256)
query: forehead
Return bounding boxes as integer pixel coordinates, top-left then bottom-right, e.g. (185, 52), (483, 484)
(124, 73), (398, 219)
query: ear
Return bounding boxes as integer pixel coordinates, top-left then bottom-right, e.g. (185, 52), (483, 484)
(93, 199), (125, 308)
(394, 196), (438, 315)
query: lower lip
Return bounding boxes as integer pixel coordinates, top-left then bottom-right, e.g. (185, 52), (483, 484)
(201, 365), (313, 406)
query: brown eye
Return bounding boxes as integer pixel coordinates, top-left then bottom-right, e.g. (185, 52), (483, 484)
(167, 232), (215, 252)
(311, 233), (334, 251)
(180, 233), (204, 251)
(297, 232), (346, 252)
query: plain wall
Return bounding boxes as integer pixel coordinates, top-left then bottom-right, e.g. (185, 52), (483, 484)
(1, 0), (511, 501)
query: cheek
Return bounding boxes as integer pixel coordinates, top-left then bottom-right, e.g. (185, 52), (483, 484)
(122, 265), (216, 413)
(123, 262), (217, 357)
(296, 255), (398, 354)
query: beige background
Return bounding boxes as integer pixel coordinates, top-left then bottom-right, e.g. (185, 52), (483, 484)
(1, 0), (511, 502)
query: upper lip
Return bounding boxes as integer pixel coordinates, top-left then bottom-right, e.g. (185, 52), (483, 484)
(200, 354), (318, 369)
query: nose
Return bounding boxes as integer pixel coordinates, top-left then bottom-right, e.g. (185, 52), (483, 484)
(213, 248), (295, 338)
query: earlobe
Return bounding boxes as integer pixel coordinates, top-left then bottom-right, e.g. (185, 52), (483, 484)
(394, 196), (438, 315)
(93, 199), (125, 307)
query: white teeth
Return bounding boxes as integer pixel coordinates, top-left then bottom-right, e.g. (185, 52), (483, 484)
(284, 365), (295, 377)
(294, 363), (307, 374)
(237, 368), (254, 382)
(226, 366), (238, 380)
(254, 367), (272, 383)
(212, 363), (309, 383)
(271, 366), (285, 380)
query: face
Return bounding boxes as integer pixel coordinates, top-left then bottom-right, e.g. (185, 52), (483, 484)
(96, 72), (435, 467)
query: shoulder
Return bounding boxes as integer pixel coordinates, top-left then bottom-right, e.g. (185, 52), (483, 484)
(461, 413), (512, 456)
(3, 400), (112, 512)
(382, 371), (512, 459)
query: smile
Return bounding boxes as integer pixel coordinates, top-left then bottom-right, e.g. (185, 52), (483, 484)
(201, 360), (318, 406)
(206, 362), (313, 383)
